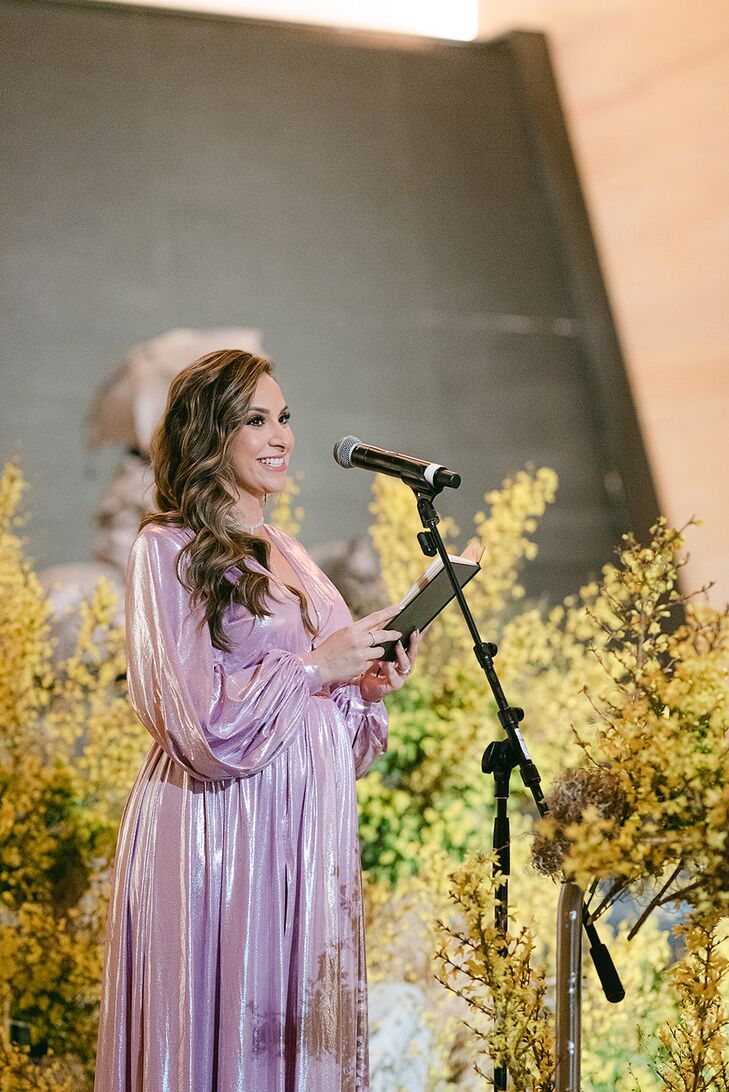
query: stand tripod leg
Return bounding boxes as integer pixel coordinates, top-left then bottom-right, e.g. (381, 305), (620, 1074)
(484, 738), (515, 1091)
(493, 793), (509, 1090)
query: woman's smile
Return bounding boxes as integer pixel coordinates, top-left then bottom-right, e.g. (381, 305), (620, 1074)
(257, 455), (287, 471)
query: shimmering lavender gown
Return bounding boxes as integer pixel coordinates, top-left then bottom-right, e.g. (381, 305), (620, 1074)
(94, 522), (387, 1092)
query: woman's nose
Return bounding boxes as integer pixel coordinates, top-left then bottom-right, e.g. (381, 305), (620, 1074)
(270, 422), (289, 447)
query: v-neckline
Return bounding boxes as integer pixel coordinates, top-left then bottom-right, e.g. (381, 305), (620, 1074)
(262, 525), (310, 603)
(245, 527), (327, 641)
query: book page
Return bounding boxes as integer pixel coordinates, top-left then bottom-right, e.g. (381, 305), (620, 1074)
(397, 552), (477, 610)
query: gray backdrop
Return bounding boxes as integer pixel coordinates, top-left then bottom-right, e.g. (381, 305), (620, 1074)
(0, 1), (656, 599)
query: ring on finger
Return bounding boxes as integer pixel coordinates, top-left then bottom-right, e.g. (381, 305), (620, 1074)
(368, 630), (377, 647)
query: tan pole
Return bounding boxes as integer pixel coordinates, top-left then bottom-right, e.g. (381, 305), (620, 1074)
(555, 881), (583, 1091)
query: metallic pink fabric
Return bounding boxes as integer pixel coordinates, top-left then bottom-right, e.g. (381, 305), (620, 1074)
(94, 523), (387, 1092)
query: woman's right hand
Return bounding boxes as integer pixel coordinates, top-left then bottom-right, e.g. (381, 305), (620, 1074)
(302, 606), (402, 687)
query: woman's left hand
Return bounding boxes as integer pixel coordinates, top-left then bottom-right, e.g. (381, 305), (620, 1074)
(359, 630), (421, 702)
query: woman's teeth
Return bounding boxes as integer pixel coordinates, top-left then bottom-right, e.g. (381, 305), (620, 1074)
(259, 457), (285, 468)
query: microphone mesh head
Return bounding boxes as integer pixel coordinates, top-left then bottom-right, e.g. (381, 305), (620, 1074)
(332, 435), (361, 468)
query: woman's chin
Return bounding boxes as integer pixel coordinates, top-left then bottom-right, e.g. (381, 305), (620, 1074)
(258, 476), (290, 496)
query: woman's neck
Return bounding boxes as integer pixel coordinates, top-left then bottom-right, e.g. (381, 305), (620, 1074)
(230, 491), (265, 530)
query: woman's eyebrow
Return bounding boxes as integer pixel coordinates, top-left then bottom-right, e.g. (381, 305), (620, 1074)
(247, 405), (289, 414)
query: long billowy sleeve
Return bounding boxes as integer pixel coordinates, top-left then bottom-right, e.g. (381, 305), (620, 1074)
(125, 528), (322, 781)
(330, 683), (388, 779)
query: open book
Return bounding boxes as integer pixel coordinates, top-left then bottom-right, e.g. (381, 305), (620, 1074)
(379, 549), (481, 661)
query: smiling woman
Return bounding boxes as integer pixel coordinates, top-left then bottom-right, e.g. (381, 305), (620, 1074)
(94, 348), (421, 1092)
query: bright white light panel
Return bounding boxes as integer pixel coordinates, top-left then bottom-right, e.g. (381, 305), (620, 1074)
(88, 0), (478, 41)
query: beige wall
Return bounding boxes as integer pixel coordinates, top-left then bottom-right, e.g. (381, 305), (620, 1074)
(479, 0), (729, 603)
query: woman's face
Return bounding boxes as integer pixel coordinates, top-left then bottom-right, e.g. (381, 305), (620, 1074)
(229, 373), (295, 503)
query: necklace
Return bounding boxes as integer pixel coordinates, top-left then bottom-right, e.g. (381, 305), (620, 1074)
(228, 514), (265, 533)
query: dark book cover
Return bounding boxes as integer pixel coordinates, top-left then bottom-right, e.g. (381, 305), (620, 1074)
(380, 555), (480, 661)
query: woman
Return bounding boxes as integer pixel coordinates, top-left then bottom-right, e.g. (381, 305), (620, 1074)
(94, 350), (420, 1092)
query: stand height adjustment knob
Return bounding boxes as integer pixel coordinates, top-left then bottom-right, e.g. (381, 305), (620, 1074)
(498, 706), (525, 730)
(477, 641), (499, 660)
(417, 530), (438, 556)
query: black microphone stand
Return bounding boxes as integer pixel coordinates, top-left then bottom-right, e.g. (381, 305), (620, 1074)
(407, 483), (624, 1090)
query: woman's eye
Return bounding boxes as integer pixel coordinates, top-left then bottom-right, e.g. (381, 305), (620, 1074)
(245, 411), (290, 427)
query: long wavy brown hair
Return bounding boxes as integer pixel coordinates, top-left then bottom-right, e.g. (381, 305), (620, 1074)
(141, 349), (315, 651)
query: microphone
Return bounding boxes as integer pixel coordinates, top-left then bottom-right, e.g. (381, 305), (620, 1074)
(333, 436), (461, 491)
